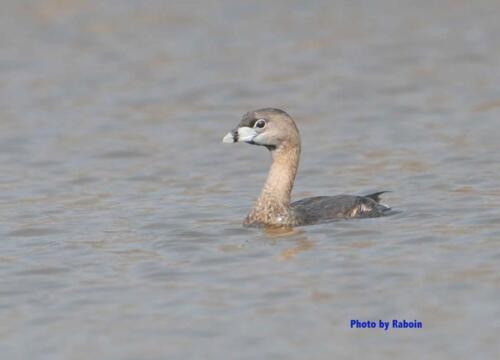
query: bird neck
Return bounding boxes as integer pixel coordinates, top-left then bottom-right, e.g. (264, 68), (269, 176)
(246, 141), (300, 224)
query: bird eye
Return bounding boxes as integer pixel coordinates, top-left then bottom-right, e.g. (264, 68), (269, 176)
(254, 119), (266, 129)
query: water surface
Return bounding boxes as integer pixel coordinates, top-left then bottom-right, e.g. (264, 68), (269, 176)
(1, 1), (500, 359)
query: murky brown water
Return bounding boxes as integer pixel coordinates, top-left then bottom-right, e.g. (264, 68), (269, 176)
(1, 1), (500, 359)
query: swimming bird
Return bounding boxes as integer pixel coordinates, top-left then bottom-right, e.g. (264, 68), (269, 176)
(223, 108), (390, 227)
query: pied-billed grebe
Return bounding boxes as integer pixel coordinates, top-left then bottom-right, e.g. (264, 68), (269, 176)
(223, 108), (391, 227)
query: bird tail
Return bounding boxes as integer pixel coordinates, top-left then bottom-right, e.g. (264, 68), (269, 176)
(364, 191), (392, 213)
(364, 191), (389, 203)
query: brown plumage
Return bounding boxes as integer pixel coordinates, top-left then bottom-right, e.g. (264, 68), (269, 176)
(222, 108), (390, 227)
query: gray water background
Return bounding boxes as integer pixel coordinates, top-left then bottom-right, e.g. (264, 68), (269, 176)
(1, 1), (500, 359)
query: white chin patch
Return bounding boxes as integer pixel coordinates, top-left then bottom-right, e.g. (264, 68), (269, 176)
(222, 132), (235, 143)
(237, 127), (257, 143)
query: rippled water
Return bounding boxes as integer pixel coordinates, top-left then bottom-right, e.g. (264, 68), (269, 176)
(1, 1), (500, 359)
